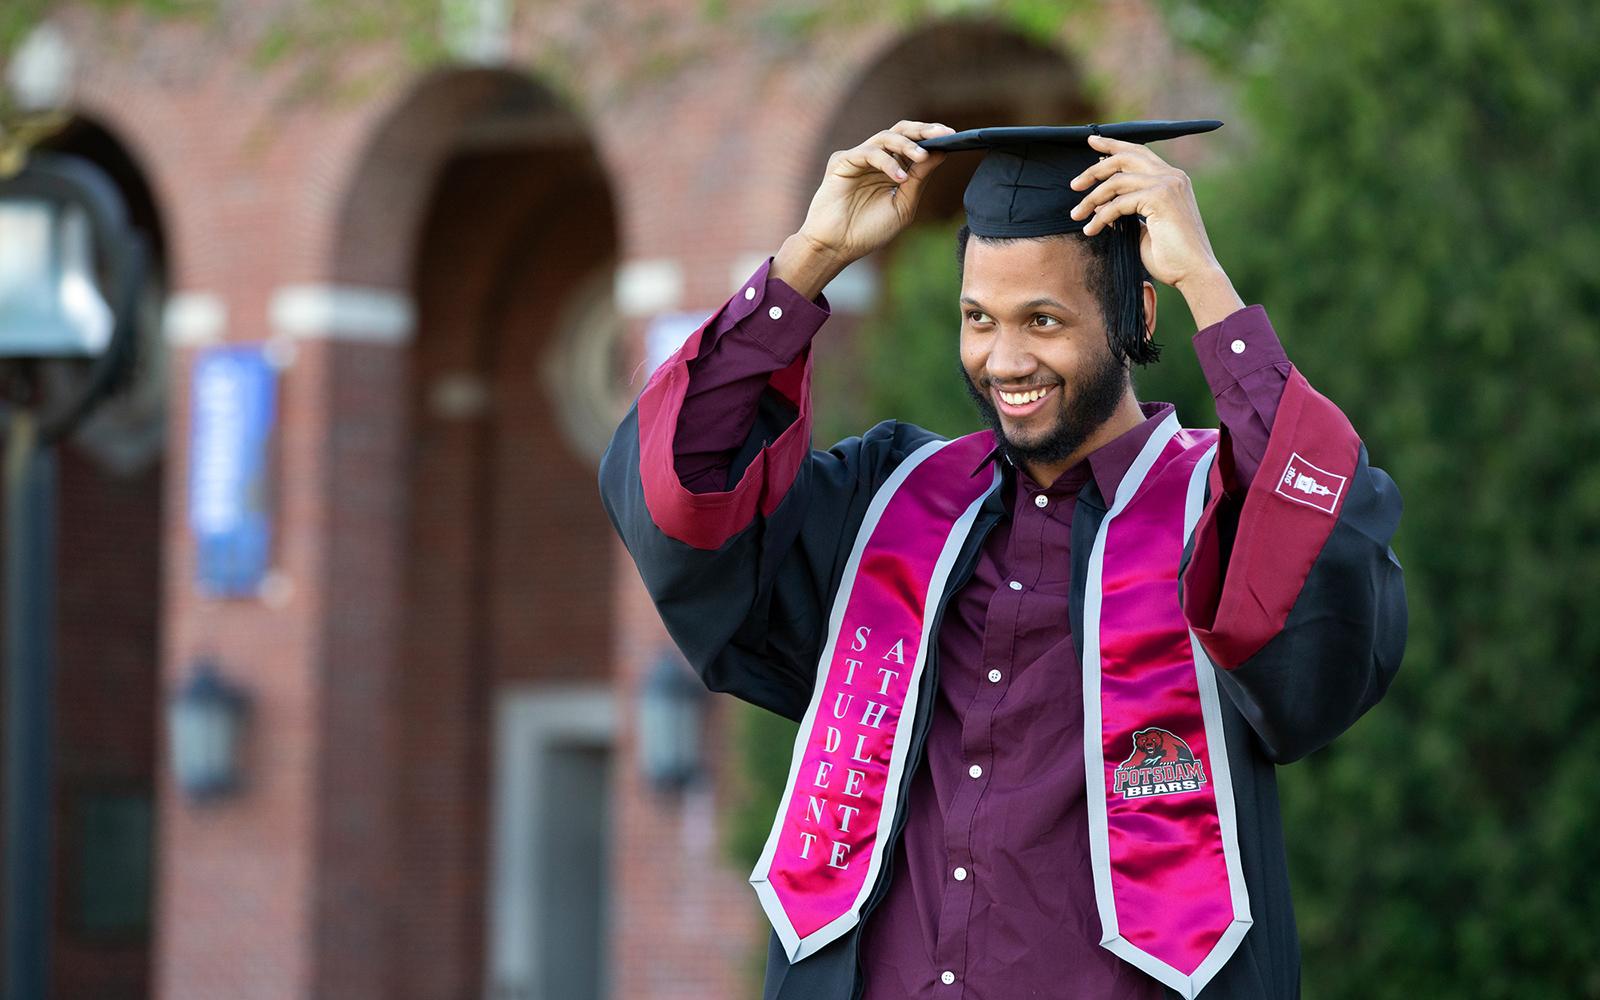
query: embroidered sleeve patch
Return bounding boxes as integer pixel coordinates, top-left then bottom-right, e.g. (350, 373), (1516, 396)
(1274, 452), (1346, 515)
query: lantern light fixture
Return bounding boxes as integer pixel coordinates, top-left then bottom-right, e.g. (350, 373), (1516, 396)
(637, 649), (708, 793)
(167, 659), (251, 804)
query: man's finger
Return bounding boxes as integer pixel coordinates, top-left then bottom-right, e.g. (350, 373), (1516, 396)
(884, 132), (932, 166)
(1086, 133), (1172, 170)
(869, 131), (922, 173)
(836, 146), (897, 182)
(1085, 134), (1144, 154)
(1069, 172), (1155, 221)
(1082, 191), (1148, 236)
(864, 146), (908, 182)
(1069, 152), (1165, 191)
(889, 120), (956, 139)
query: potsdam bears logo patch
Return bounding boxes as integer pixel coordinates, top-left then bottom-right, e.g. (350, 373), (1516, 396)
(1112, 727), (1209, 800)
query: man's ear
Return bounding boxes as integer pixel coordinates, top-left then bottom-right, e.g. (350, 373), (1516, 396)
(1142, 280), (1158, 339)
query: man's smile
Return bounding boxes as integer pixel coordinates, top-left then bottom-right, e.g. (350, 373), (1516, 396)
(991, 383), (1059, 419)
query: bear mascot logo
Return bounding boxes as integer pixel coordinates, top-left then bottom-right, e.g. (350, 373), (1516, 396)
(1120, 727), (1197, 769)
(1112, 727), (1208, 800)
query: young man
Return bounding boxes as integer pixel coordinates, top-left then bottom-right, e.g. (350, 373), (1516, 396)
(600, 119), (1406, 1000)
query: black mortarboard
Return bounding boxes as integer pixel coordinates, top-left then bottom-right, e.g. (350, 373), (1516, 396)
(921, 120), (1221, 367)
(917, 120), (1222, 237)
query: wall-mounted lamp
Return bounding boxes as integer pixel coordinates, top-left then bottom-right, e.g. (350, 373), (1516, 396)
(637, 650), (708, 792)
(167, 659), (250, 804)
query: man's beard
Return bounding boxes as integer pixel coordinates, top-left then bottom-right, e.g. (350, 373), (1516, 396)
(960, 347), (1130, 475)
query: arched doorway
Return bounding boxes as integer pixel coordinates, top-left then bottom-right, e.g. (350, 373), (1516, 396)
(333, 67), (623, 1000)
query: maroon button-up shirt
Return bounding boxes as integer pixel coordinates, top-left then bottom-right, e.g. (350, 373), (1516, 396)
(672, 257), (1291, 999)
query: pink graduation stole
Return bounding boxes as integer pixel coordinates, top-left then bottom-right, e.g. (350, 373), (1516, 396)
(749, 415), (1251, 999)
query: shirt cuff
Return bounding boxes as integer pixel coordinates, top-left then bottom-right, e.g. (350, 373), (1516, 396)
(1191, 304), (1288, 398)
(718, 256), (832, 366)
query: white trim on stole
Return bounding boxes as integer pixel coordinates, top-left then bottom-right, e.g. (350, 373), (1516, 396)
(1082, 413), (1252, 999)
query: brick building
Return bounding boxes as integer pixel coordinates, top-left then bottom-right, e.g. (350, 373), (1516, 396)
(1, 1), (1224, 996)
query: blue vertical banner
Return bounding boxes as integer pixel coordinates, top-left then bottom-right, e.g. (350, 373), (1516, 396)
(188, 344), (277, 596)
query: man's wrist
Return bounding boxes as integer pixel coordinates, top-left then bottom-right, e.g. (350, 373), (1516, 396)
(773, 233), (851, 301)
(1175, 263), (1246, 332)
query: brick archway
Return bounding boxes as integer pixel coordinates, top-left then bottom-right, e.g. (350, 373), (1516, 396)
(330, 67), (623, 1000)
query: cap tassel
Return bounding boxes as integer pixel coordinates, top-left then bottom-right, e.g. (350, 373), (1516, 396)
(1111, 219), (1160, 366)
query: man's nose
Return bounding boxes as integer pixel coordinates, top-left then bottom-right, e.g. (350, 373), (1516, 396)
(986, 326), (1037, 382)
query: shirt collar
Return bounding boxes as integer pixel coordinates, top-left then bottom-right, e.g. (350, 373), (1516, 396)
(970, 401), (1177, 503)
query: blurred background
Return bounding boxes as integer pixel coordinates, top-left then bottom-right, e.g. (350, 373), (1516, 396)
(0, 0), (1594, 998)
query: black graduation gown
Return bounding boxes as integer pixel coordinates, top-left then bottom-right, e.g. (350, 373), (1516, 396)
(598, 318), (1406, 1000)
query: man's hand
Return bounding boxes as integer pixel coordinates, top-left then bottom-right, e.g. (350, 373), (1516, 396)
(1068, 133), (1244, 328)
(774, 121), (954, 299)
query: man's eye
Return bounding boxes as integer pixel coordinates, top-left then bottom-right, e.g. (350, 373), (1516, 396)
(1033, 314), (1060, 327)
(966, 311), (991, 323)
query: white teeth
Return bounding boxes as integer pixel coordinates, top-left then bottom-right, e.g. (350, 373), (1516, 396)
(999, 387), (1048, 405)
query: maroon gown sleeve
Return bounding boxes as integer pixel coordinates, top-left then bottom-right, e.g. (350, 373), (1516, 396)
(1190, 304), (1292, 492)
(1183, 304), (1388, 647)
(673, 256), (832, 494)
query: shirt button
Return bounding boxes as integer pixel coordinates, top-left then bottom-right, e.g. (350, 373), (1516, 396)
(1008, 580), (1022, 591)
(987, 668), (1002, 683)
(768, 305), (784, 320)
(953, 866), (968, 881)
(941, 971), (956, 985)
(744, 287), (756, 300)
(968, 763), (983, 779)
(1033, 493), (1048, 508)
(1230, 338), (1246, 354)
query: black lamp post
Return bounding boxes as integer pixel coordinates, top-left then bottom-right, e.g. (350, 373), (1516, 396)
(637, 650), (709, 792)
(167, 660), (251, 803)
(1, 148), (147, 1000)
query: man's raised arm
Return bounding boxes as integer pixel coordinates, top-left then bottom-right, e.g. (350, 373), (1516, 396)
(1069, 132), (1407, 763)
(597, 121), (956, 719)
(629, 120), (954, 546)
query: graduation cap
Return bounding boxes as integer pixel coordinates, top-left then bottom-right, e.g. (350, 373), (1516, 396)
(918, 119), (1222, 365)
(916, 119), (1223, 237)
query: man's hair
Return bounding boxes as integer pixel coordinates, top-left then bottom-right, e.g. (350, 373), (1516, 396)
(954, 221), (1161, 367)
